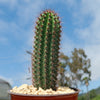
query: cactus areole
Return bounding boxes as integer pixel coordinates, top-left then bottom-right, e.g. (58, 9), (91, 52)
(32, 10), (61, 91)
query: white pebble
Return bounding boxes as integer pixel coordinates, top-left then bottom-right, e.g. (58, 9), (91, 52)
(10, 85), (75, 95)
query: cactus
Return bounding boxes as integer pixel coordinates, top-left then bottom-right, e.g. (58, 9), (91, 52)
(32, 10), (61, 90)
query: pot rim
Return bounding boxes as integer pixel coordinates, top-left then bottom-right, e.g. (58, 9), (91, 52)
(8, 87), (80, 97)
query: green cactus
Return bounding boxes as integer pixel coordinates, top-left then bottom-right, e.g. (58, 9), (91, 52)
(32, 10), (61, 90)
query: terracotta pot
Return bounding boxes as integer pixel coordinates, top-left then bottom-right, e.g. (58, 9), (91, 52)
(9, 88), (79, 100)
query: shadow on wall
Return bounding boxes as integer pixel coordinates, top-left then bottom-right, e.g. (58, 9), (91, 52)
(0, 78), (12, 100)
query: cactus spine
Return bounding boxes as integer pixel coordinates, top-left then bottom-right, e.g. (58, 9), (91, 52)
(32, 10), (61, 90)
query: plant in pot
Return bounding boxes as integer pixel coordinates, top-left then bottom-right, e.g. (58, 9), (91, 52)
(9, 10), (79, 100)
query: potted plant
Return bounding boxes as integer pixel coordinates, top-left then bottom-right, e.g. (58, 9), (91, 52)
(9, 10), (79, 100)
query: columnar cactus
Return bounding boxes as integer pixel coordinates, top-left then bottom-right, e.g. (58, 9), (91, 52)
(32, 10), (61, 90)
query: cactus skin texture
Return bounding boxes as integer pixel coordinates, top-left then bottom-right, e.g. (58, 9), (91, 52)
(32, 10), (61, 91)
